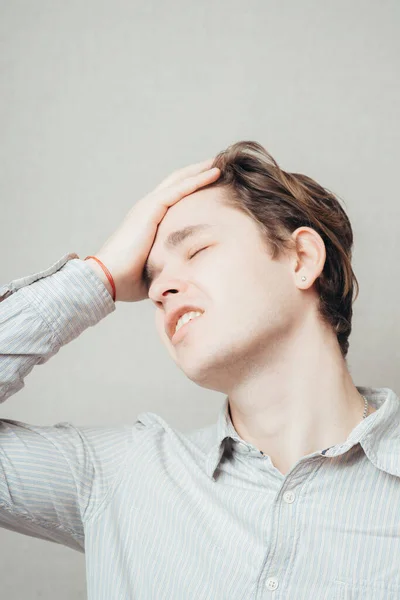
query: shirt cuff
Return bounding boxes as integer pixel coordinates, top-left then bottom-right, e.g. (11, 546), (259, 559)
(1, 254), (116, 347)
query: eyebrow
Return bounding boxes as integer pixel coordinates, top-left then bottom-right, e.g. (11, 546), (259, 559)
(142, 223), (214, 289)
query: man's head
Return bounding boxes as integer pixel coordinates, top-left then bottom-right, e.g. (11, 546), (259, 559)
(145, 141), (358, 393)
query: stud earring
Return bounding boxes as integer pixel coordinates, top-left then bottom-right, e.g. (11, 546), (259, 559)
(301, 276), (307, 281)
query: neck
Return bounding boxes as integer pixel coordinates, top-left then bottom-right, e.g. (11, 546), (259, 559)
(226, 317), (373, 476)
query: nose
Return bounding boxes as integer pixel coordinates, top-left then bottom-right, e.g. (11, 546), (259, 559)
(148, 278), (190, 306)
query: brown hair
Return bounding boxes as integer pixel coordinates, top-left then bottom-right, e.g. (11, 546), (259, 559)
(206, 141), (359, 360)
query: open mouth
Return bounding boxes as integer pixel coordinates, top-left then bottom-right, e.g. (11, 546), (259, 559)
(172, 313), (204, 343)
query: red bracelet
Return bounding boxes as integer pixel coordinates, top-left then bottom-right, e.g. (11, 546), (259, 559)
(84, 256), (116, 302)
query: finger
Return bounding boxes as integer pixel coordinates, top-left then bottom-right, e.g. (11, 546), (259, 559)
(159, 167), (221, 208)
(155, 158), (216, 191)
(155, 159), (215, 191)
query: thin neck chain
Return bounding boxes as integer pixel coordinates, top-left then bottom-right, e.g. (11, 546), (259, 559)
(361, 394), (369, 419)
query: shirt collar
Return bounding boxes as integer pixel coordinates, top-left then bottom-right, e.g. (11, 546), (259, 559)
(204, 386), (400, 480)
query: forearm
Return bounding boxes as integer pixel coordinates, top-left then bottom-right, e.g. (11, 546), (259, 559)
(0, 254), (115, 404)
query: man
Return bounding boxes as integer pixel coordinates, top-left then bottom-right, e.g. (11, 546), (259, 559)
(1, 142), (398, 599)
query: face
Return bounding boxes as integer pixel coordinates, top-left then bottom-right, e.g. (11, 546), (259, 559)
(147, 186), (304, 394)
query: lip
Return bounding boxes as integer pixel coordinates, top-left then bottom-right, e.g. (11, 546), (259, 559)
(165, 305), (205, 341)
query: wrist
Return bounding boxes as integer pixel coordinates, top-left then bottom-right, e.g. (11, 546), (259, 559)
(84, 258), (115, 300)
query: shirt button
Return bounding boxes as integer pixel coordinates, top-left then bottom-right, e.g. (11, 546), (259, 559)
(283, 490), (295, 503)
(266, 577), (279, 590)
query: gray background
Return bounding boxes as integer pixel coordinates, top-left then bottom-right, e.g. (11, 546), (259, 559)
(1, 0), (399, 597)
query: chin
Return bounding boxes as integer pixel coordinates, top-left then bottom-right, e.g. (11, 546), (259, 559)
(175, 348), (233, 393)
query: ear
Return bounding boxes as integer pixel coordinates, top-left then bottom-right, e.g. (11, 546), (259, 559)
(290, 227), (326, 289)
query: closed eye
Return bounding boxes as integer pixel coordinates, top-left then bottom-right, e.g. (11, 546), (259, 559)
(188, 246), (209, 260)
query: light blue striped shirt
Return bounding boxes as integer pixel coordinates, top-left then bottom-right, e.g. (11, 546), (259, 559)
(1, 254), (400, 599)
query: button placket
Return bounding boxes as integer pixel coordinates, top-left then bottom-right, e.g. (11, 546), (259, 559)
(263, 486), (296, 591)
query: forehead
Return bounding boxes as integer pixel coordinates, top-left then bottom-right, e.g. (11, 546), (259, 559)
(159, 185), (227, 229)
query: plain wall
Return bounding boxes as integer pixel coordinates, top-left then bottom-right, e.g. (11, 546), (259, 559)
(1, 0), (399, 597)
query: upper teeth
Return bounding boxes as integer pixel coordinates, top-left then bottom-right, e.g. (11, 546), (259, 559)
(175, 311), (203, 334)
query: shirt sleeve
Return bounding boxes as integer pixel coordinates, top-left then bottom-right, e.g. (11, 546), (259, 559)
(0, 253), (116, 403)
(0, 419), (136, 552)
(0, 253), (127, 552)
